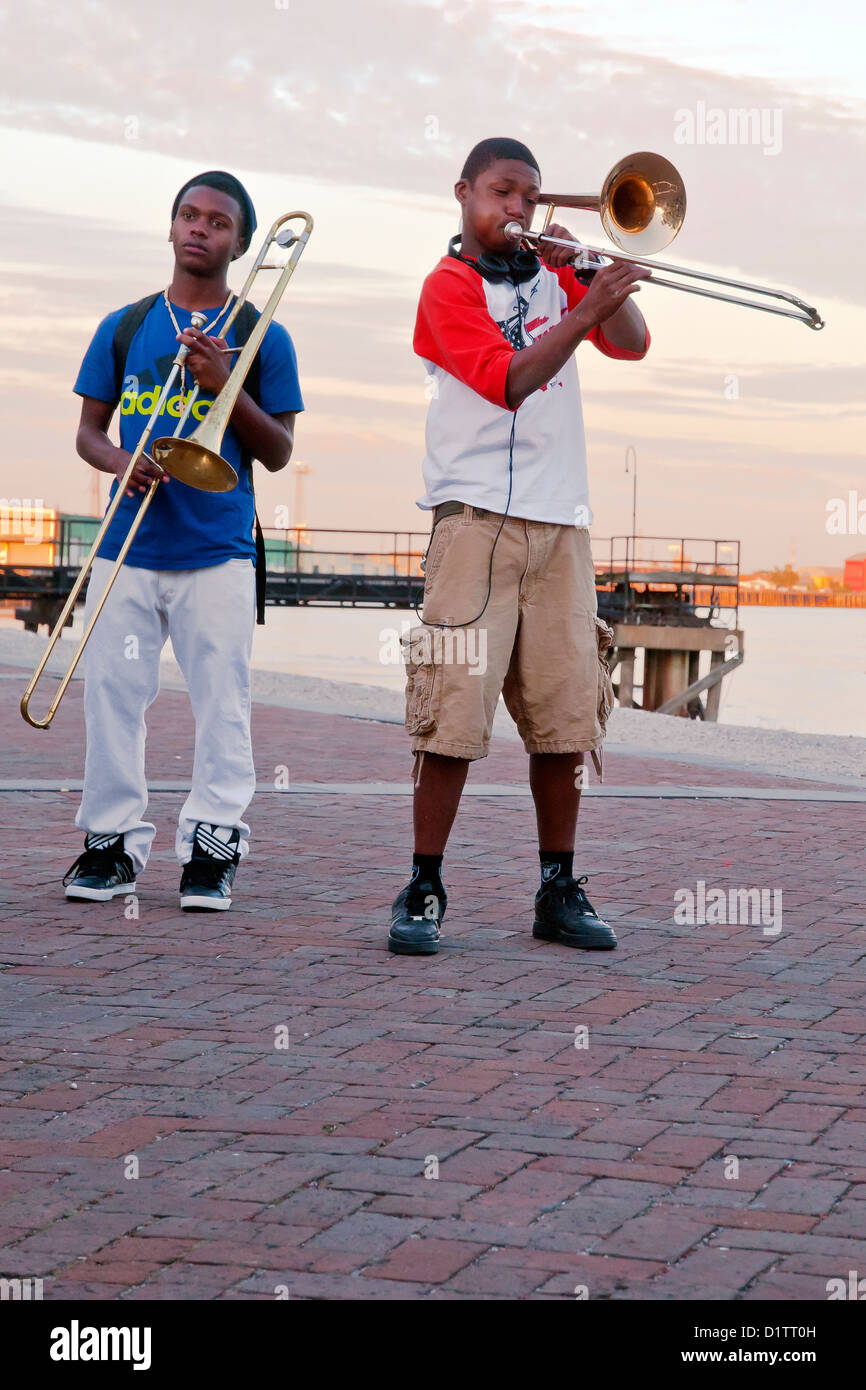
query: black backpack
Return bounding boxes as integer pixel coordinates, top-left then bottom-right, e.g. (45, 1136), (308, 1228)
(111, 293), (268, 624)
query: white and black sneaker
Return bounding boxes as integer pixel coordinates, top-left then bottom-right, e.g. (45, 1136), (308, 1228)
(179, 823), (240, 912)
(63, 833), (136, 902)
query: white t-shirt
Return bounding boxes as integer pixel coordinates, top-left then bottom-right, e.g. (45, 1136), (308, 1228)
(413, 253), (649, 526)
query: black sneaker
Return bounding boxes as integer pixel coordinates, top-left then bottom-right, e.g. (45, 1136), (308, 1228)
(388, 871), (447, 955)
(179, 824), (240, 912)
(63, 833), (136, 902)
(533, 874), (617, 950)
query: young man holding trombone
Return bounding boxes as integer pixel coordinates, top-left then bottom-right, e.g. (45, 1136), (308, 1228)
(61, 170), (304, 910)
(390, 137), (650, 956)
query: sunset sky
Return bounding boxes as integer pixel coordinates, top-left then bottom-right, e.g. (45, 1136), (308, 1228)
(1, 0), (863, 571)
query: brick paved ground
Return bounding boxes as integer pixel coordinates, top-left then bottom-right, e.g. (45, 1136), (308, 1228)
(1, 662), (864, 1300)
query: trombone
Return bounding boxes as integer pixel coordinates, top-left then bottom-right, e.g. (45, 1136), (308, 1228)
(20, 211), (314, 729)
(506, 151), (824, 330)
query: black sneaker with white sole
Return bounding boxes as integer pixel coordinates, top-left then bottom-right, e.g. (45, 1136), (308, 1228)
(179, 823), (240, 911)
(63, 833), (136, 902)
(388, 872), (447, 955)
(533, 874), (617, 950)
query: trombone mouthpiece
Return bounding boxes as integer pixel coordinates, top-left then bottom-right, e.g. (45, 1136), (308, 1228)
(503, 221), (523, 240)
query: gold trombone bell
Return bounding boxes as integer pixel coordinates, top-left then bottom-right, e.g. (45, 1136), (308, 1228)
(541, 151), (686, 255)
(149, 439), (238, 492)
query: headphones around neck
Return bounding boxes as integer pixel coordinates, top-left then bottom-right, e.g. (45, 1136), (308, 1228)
(448, 234), (540, 285)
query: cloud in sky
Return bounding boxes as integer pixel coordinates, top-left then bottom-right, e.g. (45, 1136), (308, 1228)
(4, 0), (865, 293)
(1, 0), (864, 568)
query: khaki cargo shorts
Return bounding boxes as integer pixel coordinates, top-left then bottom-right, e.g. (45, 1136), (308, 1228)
(403, 503), (615, 768)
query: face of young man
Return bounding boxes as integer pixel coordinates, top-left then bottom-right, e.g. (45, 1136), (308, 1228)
(169, 185), (245, 278)
(455, 158), (541, 257)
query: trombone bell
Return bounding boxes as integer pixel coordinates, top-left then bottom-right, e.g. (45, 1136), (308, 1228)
(150, 437), (238, 491)
(601, 152), (685, 254)
(607, 170), (656, 235)
(540, 152), (686, 255)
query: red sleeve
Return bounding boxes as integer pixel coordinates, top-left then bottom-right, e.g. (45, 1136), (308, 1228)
(413, 258), (514, 408)
(555, 266), (650, 360)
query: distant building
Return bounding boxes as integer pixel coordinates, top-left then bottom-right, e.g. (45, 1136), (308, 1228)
(803, 566), (843, 589)
(0, 504), (57, 565)
(844, 554), (866, 592)
(739, 573), (774, 591)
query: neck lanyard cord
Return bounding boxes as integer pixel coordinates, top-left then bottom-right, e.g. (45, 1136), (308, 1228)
(163, 288), (234, 397)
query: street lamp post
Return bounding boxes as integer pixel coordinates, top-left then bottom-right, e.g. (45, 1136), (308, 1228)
(625, 445), (637, 566)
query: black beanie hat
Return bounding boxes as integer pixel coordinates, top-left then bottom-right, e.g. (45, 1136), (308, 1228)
(171, 170), (257, 256)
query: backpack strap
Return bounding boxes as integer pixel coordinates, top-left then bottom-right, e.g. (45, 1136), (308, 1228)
(111, 292), (269, 627)
(232, 300), (262, 406)
(111, 292), (163, 405)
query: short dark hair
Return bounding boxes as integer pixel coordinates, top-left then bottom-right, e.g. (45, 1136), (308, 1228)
(460, 138), (540, 185)
(171, 170), (257, 255)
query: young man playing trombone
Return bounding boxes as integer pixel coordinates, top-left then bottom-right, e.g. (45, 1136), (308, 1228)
(64, 170), (303, 910)
(390, 137), (650, 956)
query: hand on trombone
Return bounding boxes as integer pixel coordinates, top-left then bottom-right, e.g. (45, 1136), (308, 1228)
(111, 447), (167, 498)
(176, 327), (233, 395)
(538, 220), (652, 327)
(537, 222), (603, 271)
(577, 256), (652, 330)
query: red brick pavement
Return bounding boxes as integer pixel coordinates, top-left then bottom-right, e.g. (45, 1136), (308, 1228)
(1, 662), (865, 1301)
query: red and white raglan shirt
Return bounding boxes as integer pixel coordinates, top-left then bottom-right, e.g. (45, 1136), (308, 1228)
(413, 255), (650, 525)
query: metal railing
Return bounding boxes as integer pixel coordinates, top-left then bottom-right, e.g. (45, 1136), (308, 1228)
(593, 535), (741, 625)
(262, 527), (427, 578)
(2, 519), (745, 622)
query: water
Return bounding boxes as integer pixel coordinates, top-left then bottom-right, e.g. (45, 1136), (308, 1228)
(240, 604), (864, 738)
(711, 607), (865, 736)
(6, 604), (864, 738)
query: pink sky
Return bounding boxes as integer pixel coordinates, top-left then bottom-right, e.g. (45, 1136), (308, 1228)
(1, 0), (863, 571)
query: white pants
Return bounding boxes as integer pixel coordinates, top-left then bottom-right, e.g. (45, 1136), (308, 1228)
(76, 556), (256, 874)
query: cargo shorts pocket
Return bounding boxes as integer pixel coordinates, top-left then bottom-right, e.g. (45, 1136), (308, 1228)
(421, 513), (462, 593)
(402, 625), (442, 737)
(595, 616), (615, 732)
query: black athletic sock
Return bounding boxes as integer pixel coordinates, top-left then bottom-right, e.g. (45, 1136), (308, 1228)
(412, 852), (444, 891)
(539, 850), (573, 885)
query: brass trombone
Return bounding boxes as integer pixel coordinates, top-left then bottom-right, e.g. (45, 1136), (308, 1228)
(20, 211), (314, 729)
(506, 151), (824, 330)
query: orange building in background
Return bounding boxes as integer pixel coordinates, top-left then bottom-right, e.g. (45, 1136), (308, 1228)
(0, 505), (57, 565)
(844, 554), (866, 592)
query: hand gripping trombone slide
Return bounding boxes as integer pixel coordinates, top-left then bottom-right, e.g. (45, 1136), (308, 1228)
(20, 211), (314, 728)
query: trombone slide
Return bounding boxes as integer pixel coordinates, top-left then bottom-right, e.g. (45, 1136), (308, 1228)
(509, 224), (825, 330)
(19, 312), (208, 729)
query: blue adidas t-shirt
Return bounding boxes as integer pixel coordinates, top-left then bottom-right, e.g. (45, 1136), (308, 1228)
(74, 297), (304, 570)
